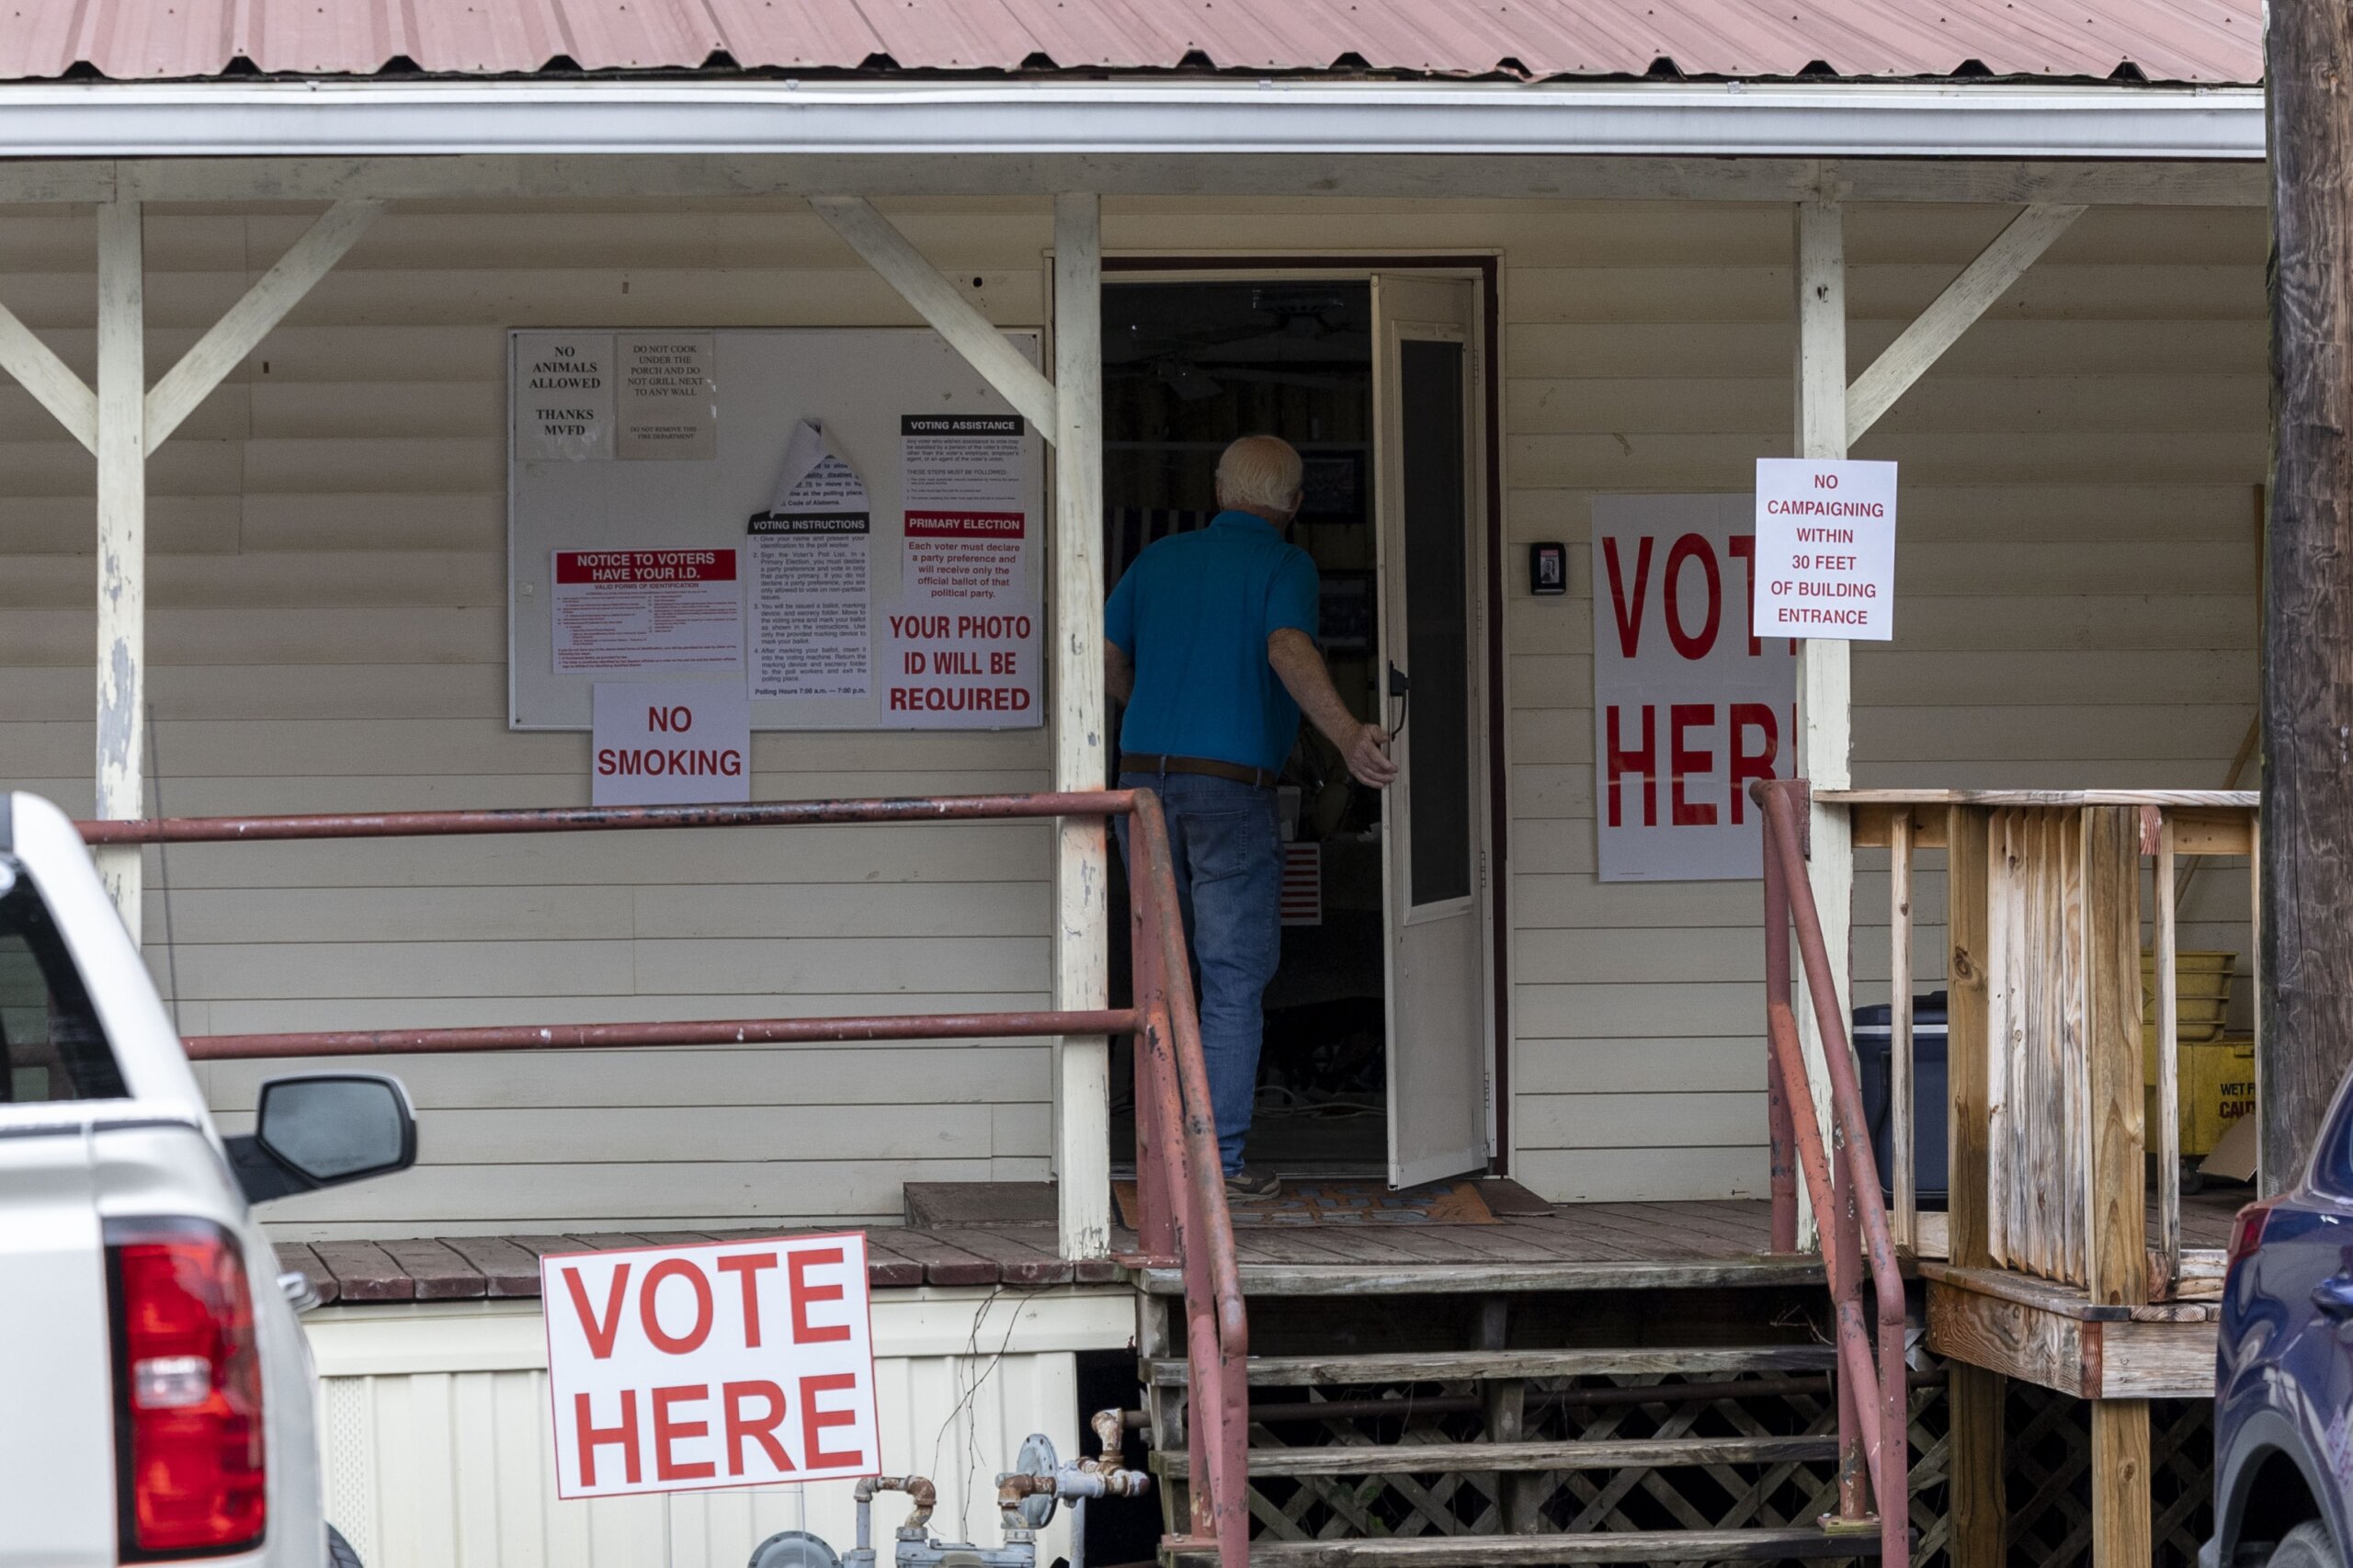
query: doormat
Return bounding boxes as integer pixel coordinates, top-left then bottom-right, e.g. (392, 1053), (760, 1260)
(1114, 1177), (1498, 1228)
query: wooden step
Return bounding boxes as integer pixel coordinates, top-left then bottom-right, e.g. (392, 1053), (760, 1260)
(1133, 1257), (1827, 1297)
(1153, 1433), (1837, 1479)
(1144, 1345), (1836, 1388)
(1161, 1526), (1887, 1563)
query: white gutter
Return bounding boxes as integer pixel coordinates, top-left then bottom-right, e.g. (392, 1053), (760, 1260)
(0, 79), (2266, 162)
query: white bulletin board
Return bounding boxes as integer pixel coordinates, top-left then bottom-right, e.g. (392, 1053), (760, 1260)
(508, 327), (1047, 730)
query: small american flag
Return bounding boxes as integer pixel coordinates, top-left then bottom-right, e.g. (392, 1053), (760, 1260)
(1280, 842), (1323, 927)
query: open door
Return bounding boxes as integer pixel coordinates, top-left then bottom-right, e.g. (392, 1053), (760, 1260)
(1372, 275), (1492, 1188)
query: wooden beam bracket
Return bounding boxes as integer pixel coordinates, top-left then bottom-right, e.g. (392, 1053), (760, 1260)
(145, 198), (384, 449)
(1845, 203), (2085, 441)
(808, 195), (1058, 435)
(0, 292), (97, 451)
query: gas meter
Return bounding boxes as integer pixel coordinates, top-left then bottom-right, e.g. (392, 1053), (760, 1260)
(747, 1413), (1150, 1568)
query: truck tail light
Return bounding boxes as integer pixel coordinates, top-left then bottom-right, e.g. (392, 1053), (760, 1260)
(106, 1219), (266, 1558)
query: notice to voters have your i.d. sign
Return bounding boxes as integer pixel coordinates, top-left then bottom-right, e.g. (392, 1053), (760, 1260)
(1751, 459), (1897, 642)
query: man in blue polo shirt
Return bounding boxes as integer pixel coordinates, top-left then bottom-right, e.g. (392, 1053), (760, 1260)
(1106, 435), (1397, 1199)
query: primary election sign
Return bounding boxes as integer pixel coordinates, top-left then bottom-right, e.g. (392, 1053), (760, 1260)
(1592, 494), (1797, 883)
(1752, 459), (1897, 642)
(542, 1233), (879, 1500)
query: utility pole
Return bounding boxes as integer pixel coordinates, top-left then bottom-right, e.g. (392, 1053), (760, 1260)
(2261, 0), (2353, 1186)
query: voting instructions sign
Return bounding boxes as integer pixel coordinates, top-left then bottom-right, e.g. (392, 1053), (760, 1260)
(1752, 459), (1897, 642)
(1592, 494), (1796, 883)
(542, 1234), (878, 1499)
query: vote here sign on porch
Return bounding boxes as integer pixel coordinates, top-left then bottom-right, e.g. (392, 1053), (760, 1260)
(1591, 494), (1797, 882)
(542, 1234), (879, 1499)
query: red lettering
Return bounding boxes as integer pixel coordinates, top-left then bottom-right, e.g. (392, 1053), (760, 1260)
(562, 1264), (631, 1359)
(1601, 535), (1654, 658)
(1664, 533), (1721, 661)
(717, 1253), (778, 1348)
(723, 1381), (795, 1476)
(1669, 704), (1718, 827)
(1605, 705), (1657, 829)
(1729, 703), (1779, 825)
(790, 1248), (850, 1344)
(800, 1372), (865, 1470)
(652, 1385), (715, 1482)
(574, 1390), (641, 1486)
(640, 1257), (714, 1355)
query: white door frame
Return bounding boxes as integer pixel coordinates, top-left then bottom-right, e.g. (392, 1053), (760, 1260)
(1095, 255), (1512, 1175)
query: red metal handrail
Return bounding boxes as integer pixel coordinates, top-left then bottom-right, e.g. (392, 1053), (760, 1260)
(74, 790), (1250, 1568)
(1753, 778), (1909, 1568)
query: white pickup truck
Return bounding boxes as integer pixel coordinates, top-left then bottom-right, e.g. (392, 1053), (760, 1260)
(0, 792), (416, 1567)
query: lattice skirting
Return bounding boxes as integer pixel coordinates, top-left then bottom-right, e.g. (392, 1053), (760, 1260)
(1993, 1386), (2213, 1568)
(1234, 1374), (1954, 1566)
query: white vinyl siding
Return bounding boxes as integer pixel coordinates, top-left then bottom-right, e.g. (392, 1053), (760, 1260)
(306, 1286), (1131, 1567)
(0, 202), (1060, 1235)
(1497, 200), (2262, 1199)
(0, 195), (2264, 1221)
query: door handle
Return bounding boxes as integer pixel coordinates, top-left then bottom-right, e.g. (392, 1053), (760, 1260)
(2312, 1274), (2353, 1317)
(1387, 663), (1411, 742)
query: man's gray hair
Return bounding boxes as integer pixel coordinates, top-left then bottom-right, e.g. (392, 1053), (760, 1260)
(1216, 435), (1305, 518)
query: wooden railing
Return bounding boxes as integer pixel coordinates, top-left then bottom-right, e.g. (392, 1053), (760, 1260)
(1828, 789), (2259, 1301)
(78, 790), (1251, 1568)
(1755, 780), (1910, 1568)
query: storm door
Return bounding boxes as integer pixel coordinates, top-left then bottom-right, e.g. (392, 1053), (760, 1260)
(1371, 275), (1493, 1188)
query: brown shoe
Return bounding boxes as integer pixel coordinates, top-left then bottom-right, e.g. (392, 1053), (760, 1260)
(1223, 1165), (1281, 1199)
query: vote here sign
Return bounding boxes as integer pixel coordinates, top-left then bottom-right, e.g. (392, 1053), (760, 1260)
(1752, 458), (1897, 642)
(542, 1234), (879, 1500)
(1592, 494), (1796, 883)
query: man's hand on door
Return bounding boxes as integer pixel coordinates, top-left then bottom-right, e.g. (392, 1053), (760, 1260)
(1270, 628), (1398, 790)
(1343, 722), (1399, 789)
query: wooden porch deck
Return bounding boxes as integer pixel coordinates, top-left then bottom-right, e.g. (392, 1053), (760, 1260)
(273, 1189), (2247, 1304)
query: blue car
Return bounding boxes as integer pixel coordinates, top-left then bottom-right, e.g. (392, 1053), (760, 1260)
(2211, 1085), (2353, 1568)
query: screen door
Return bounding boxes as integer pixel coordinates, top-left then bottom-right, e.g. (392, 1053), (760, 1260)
(1372, 274), (1492, 1188)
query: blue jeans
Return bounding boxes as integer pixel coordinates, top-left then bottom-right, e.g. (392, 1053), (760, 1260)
(1118, 769), (1282, 1175)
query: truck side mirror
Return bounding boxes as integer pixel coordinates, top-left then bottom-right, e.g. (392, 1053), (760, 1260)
(227, 1074), (417, 1204)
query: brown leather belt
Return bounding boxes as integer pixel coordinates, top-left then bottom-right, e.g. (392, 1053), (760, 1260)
(1119, 752), (1279, 790)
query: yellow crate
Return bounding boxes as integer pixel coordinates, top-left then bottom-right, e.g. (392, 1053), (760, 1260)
(2143, 1034), (2256, 1158)
(2141, 949), (2236, 1044)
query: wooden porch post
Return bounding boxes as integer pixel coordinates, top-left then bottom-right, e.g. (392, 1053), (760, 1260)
(1943, 804), (2005, 1568)
(808, 193), (1119, 1256)
(1790, 195), (1852, 1221)
(0, 198), (385, 938)
(1051, 192), (1112, 1259)
(2084, 805), (2153, 1566)
(94, 199), (145, 933)
(2261, 0), (2353, 1188)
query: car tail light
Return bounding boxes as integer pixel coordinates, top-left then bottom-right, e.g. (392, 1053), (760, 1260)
(106, 1220), (266, 1558)
(2228, 1199), (2277, 1272)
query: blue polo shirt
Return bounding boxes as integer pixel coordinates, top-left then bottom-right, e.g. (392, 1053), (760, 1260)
(1106, 510), (1321, 774)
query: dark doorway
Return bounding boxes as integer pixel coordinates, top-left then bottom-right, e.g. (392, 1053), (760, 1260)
(1101, 279), (1388, 1176)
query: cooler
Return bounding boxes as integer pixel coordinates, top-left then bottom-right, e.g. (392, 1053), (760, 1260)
(1852, 992), (1949, 1210)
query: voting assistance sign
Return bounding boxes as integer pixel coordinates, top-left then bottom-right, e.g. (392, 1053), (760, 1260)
(542, 1233), (879, 1499)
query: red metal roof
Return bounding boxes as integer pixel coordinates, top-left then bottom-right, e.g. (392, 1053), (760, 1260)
(0, 0), (2262, 85)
